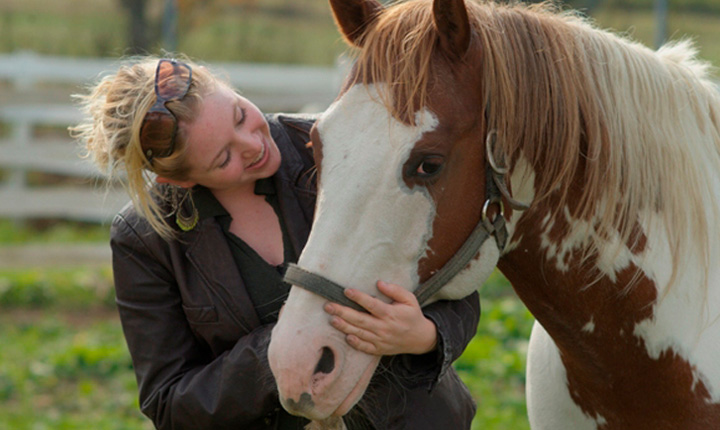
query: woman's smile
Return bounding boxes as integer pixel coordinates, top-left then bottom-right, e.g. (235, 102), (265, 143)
(246, 138), (267, 170)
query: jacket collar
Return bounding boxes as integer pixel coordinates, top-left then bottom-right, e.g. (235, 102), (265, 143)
(268, 114), (316, 258)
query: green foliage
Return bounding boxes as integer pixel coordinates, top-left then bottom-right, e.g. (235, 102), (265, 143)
(0, 257), (535, 428)
(0, 1), (127, 58)
(0, 315), (150, 430)
(595, 0), (720, 14)
(0, 219), (109, 245)
(0, 223), (530, 427)
(178, 6), (345, 65)
(0, 267), (115, 308)
(1, 0), (719, 67)
(456, 271), (535, 430)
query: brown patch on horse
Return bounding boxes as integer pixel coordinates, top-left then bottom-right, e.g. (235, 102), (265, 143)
(500, 190), (720, 428)
(410, 114), (487, 283)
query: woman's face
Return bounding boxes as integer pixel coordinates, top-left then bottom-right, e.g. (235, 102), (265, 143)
(178, 84), (281, 192)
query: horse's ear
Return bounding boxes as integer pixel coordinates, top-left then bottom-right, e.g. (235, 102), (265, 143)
(433, 0), (471, 59)
(329, 0), (383, 47)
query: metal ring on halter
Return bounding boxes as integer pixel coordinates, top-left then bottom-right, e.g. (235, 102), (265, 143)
(485, 130), (509, 175)
(482, 196), (504, 224)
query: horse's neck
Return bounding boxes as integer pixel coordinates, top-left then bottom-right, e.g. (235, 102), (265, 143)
(499, 165), (720, 402)
(498, 206), (661, 360)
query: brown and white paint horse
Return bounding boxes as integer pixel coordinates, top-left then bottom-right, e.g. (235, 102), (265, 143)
(268, 0), (720, 428)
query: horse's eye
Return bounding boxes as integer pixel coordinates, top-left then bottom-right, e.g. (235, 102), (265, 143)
(415, 155), (444, 178)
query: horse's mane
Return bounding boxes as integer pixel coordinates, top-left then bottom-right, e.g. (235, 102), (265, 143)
(352, 0), (720, 287)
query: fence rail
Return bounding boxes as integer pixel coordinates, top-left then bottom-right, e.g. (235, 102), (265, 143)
(0, 51), (345, 223)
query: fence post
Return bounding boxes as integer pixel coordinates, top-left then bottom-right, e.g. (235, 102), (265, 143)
(654, 0), (668, 49)
(162, 0), (178, 52)
(6, 116), (31, 190)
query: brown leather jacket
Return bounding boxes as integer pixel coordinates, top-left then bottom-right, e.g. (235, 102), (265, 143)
(111, 113), (479, 429)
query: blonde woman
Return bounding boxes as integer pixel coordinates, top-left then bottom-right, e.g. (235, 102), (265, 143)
(72, 56), (479, 429)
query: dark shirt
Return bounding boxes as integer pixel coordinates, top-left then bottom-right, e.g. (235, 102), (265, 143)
(194, 179), (296, 325)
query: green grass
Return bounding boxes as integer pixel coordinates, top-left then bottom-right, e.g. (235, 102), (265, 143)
(461, 272), (533, 430)
(0, 312), (151, 430)
(177, 4), (346, 65)
(0, 0), (127, 58)
(0, 267), (114, 308)
(1, 0), (719, 68)
(0, 219), (109, 245)
(0, 209), (534, 428)
(592, 7), (720, 71)
(0, 0), (347, 65)
(0, 245), (534, 429)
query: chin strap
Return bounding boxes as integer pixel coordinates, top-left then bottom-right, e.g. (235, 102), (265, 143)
(284, 130), (528, 310)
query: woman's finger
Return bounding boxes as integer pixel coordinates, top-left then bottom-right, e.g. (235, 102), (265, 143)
(376, 281), (418, 306)
(325, 302), (378, 331)
(344, 288), (390, 317)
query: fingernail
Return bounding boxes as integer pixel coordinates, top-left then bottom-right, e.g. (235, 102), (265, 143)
(345, 288), (355, 297)
(324, 303), (334, 313)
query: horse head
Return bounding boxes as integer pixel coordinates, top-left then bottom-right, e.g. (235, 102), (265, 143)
(268, 0), (720, 426)
(267, 0), (521, 421)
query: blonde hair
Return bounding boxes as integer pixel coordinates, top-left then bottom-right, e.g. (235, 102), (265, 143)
(70, 55), (222, 239)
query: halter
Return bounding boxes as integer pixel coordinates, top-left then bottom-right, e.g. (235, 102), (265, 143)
(283, 130), (529, 311)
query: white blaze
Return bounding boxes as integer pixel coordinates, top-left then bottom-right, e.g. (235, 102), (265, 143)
(269, 84), (441, 419)
(300, 84), (438, 294)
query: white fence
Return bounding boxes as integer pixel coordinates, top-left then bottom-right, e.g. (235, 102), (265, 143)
(0, 51), (346, 223)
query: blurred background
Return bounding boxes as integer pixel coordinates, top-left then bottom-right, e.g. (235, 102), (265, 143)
(0, 0), (717, 429)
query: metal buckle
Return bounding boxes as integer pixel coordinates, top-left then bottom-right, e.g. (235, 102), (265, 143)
(482, 196), (504, 226)
(485, 130), (508, 175)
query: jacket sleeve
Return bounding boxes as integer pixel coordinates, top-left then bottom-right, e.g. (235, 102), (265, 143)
(389, 291), (481, 391)
(111, 212), (281, 429)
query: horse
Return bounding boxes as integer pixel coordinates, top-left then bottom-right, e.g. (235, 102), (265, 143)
(268, 0), (720, 428)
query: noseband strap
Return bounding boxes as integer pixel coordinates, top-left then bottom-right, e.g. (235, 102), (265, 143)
(284, 264), (369, 312)
(284, 193), (507, 311)
(284, 130), (527, 310)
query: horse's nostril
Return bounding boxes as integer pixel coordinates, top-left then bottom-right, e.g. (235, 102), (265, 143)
(313, 347), (335, 375)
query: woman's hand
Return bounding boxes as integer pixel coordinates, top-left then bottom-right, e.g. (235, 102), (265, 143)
(323, 281), (437, 356)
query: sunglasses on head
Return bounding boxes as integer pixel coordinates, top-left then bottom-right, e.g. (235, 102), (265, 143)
(140, 59), (192, 163)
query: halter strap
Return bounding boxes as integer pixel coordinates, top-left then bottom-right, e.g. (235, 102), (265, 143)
(283, 131), (526, 310)
(284, 264), (368, 312)
(284, 189), (507, 311)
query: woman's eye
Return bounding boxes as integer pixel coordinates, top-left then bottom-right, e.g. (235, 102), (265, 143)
(415, 156), (444, 177)
(236, 107), (246, 126)
(218, 149), (231, 169)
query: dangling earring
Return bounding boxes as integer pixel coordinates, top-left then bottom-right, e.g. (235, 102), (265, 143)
(175, 188), (199, 232)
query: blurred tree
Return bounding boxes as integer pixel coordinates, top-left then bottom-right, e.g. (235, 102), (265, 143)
(162, 0), (179, 52)
(176, 0), (216, 37)
(120, 0), (151, 54)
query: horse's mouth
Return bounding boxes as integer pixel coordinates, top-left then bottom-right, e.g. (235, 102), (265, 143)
(330, 357), (377, 417)
(278, 352), (379, 421)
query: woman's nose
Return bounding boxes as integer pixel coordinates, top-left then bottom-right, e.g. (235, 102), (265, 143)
(238, 135), (262, 159)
